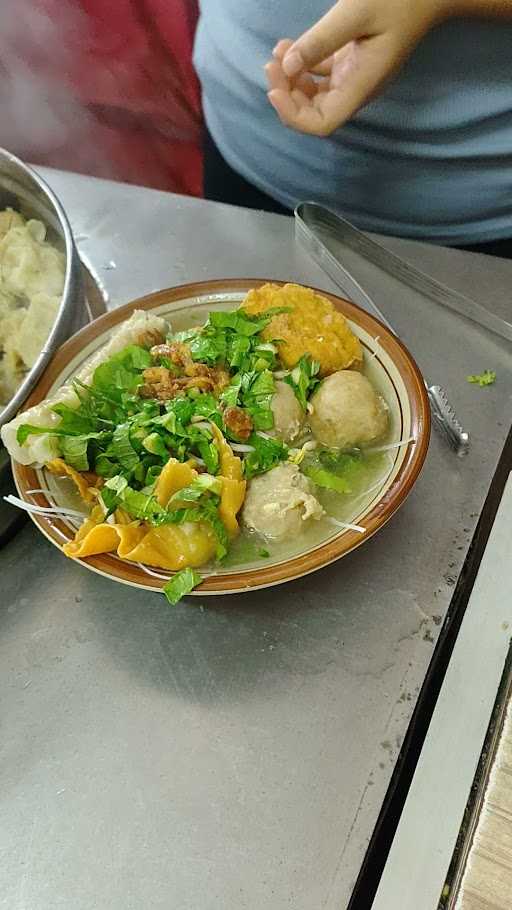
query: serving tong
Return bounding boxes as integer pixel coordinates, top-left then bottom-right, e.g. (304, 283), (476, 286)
(293, 201), (507, 457)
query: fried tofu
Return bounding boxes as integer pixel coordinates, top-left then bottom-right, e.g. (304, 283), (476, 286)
(241, 283), (362, 377)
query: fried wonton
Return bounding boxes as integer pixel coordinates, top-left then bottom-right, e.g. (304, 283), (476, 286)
(241, 282), (362, 377)
(58, 441), (246, 571)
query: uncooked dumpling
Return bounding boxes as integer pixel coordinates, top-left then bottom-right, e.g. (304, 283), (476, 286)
(309, 370), (388, 450)
(269, 380), (304, 444)
(242, 463), (323, 539)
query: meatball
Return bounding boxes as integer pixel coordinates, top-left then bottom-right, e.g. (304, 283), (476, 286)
(309, 370), (388, 450)
(269, 381), (305, 444)
(242, 463), (323, 539)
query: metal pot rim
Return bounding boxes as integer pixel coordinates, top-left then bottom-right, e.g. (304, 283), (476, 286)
(0, 148), (81, 428)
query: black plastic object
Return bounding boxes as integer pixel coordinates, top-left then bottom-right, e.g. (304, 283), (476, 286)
(0, 447), (27, 547)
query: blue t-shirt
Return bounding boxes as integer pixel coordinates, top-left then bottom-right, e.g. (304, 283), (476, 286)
(194, 2), (512, 243)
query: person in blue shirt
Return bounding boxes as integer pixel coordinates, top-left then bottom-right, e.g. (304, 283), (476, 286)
(195, 0), (512, 255)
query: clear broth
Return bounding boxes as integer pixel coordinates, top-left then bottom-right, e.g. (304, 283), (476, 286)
(222, 450), (391, 572)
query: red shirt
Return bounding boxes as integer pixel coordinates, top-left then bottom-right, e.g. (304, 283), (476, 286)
(1, 0), (202, 195)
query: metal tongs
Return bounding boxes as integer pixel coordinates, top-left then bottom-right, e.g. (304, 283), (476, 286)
(293, 201), (503, 457)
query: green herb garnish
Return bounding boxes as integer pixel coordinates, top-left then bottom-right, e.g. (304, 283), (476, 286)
(240, 369), (275, 431)
(284, 355), (320, 410)
(302, 449), (365, 494)
(60, 434), (93, 472)
(243, 433), (288, 479)
(301, 464), (352, 493)
(178, 308), (284, 374)
(466, 370), (496, 387)
(163, 568), (202, 604)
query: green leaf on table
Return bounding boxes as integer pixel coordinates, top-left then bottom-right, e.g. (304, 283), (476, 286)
(466, 369), (496, 387)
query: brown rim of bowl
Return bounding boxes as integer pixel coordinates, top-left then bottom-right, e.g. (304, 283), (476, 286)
(12, 278), (431, 594)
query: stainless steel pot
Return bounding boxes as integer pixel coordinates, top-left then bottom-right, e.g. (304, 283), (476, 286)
(0, 148), (86, 428)
(0, 149), (87, 544)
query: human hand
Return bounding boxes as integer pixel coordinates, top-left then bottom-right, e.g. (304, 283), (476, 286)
(265, 0), (452, 137)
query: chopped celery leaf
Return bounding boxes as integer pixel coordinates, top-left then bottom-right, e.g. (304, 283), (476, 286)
(163, 568), (202, 604)
(466, 370), (496, 387)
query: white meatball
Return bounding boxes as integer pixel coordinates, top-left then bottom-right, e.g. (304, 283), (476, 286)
(242, 463), (324, 539)
(269, 380), (304, 444)
(309, 370), (388, 450)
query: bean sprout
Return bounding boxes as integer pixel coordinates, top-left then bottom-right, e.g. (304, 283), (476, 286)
(325, 517), (365, 533)
(230, 443), (255, 453)
(4, 494), (86, 520)
(366, 436), (415, 454)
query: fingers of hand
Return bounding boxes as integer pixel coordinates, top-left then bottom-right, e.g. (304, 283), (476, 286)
(272, 38), (293, 61)
(272, 38), (334, 76)
(268, 0), (440, 135)
(310, 56), (335, 77)
(267, 89), (300, 126)
(265, 59), (290, 93)
(270, 36), (399, 137)
(281, 0), (368, 77)
(265, 58), (329, 101)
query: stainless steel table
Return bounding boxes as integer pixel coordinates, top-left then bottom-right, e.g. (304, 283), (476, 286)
(1, 169), (511, 910)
